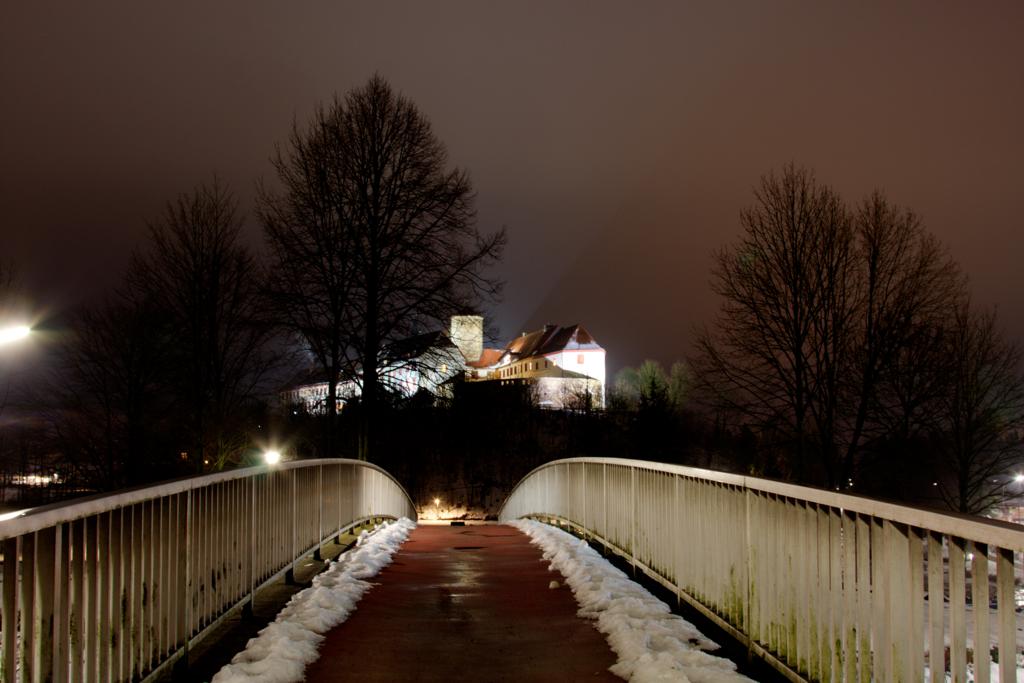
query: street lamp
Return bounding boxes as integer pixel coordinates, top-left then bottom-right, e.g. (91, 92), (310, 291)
(263, 449), (282, 465)
(0, 325), (30, 346)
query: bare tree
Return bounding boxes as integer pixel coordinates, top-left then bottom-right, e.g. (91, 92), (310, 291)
(130, 180), (276, 471)
(937, 301), (1024, 514)
(261, 76), (505, 459)
(843, 194), (963, 480)
(43, 292), (170, 489)
(694, 165), (851, 484)
(260, 105), (360, 456)
(694, 166), (963, 488)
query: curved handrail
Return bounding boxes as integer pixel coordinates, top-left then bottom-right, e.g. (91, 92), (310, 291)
(0, 458), (414, 540)
(500, 456), (1024, 550)
(0, 458), (416, 682)
(500, 457), (1024, 683)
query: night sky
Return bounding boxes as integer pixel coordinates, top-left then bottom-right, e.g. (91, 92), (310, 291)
(3, 2), (1023, 377)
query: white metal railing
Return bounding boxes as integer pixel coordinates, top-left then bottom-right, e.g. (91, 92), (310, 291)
(0, 458), (415, 683)
(499, 457), (1024, 683)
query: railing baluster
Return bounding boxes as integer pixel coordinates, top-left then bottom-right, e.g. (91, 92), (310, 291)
(2, 537), (16, 682)
(54, 525), (70, 683)
(32, 527), (55, 683)
(816, 506), (830, 682)
(996, 547), (1015, 683)
(98, 512), (111, 681)
(132, 503), (144, 679)
(111, 507), (124, 683)
(949, 536), (967, 683)
(70, 521), (83, 682)
(973, 542), (990, 683)
(20, 533), (34, 683)
(145, 501), (155, 675)
(928, 531), (944, 683)
(909, 526), (924, 683)
(890, 522), (911, 683)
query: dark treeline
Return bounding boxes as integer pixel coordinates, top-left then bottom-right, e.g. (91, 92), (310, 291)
(1, 84), (1021, 518)
(13, 180), (279, 496)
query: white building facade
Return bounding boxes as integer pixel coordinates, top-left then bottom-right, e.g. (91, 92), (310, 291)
(282, 317), (606, 412)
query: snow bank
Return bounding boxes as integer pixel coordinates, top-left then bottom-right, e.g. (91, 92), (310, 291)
(926, 661), (1024, 683)
(511, 519), (753, 683)
(212, 518), (416, 683)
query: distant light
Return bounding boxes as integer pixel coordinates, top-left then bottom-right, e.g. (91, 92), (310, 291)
(11, 473), (59, 486)
(0, 325), (30, 346)
(1015, 473), (1024, 483)
(264, 449), (282, 465)
(433, 498), (440, 506)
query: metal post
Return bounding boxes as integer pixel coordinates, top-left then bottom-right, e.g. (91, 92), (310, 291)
(286, 470), (297, 585)
(174, 488), (193, 680)
(630, 467), (636, 573)
(314, 465), (323, 562)
(602, 463), (607, 555)
(245, 477), (256, 618)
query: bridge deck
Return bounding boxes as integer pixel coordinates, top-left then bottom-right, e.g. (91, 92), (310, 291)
(304, 523), (619, 682)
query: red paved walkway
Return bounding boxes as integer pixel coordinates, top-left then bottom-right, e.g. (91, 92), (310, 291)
(304, 523), (619, 682)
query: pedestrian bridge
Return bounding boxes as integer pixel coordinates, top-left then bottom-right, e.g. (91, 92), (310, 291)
(1, 458), (1022, 682)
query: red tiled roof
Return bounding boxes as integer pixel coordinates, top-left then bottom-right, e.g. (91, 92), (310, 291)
(467, 348), (503, 368)
(504, 324), (601, 361)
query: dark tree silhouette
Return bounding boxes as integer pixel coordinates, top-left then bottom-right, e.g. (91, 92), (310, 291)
(845, 193), (963, 481)
(261, 75), (505, 459)
(937, 301), (1024, 514)
(694, 165), (962, 488)
(129, 180), (276, 471)
(694, 166), (851, 484)
(44, 293), (170, 488)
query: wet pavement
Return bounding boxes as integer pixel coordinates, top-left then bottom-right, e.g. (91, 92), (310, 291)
(304, 523), (620, 682)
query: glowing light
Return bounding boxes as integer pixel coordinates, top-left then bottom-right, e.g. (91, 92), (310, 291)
(433, 498), (440, 506)
(264, 449), (282, 465)
(1015, 473), (1024, 484)
(0, 510), (26, 522)
(0, 325), (30, 346)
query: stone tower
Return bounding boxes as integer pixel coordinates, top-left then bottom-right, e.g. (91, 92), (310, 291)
(450, 315), (484, 363)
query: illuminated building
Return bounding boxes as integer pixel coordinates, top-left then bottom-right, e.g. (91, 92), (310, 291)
(281, 316), (606, 412)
